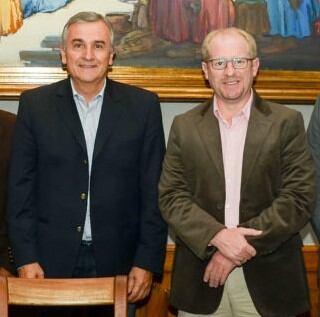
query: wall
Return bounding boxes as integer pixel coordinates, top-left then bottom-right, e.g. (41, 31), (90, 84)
(0, 100), (318, 244)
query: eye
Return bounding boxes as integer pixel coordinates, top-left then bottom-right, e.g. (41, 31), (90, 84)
(72, 42), (84, 49)
(95, 43), (105, 49)
(213, 59), (225, 67)
(234, 58), (246, 66)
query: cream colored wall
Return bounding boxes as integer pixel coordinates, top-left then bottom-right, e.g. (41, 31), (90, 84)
(0, 100), (317, 244)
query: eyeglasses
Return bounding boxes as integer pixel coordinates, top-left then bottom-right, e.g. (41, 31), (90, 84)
(205, 57), (256, 70)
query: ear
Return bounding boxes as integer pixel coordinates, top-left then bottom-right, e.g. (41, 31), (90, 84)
(108, 52), (114, 66)
(202, 61), (209, 80)
(60, 48), (67, 65)
(252, 57), (260, 77)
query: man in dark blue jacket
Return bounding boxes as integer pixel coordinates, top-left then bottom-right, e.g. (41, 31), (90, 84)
(7, 12), (167, 315)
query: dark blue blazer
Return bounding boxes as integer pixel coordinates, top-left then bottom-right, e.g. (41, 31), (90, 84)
(8, 78), (167, 277)
(0, 110), (16, 272)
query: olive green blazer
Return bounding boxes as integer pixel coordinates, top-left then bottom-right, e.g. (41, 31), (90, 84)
(159, 93), (315, 317)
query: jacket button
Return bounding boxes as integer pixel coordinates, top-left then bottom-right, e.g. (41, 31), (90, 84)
(76, 226), (82, 232)
(83, 159), (88, 165)
(216, 203), (224, 210)
(80, 193), (87, 200)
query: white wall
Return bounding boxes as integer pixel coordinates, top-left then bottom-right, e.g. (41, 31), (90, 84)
(1, 100), (317, 244)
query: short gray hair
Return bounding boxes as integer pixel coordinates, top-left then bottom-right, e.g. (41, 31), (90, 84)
(61, 11), (114, 47)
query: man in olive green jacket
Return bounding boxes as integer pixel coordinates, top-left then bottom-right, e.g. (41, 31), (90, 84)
(159, 28), (315, 317)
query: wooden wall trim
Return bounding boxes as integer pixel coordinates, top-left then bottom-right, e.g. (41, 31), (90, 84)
(0, 66), (319, 104)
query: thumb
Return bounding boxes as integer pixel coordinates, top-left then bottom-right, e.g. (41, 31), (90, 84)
(238, 227), (263, 236)
(127, 273), (135, 294)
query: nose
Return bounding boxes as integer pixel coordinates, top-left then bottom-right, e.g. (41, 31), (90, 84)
(224, 61), (235, 76)
(83, 46), (94, 60)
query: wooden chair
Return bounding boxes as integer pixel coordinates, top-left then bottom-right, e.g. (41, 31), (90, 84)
(0, 275), (128, 317)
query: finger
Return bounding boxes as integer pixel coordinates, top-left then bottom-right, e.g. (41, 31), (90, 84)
(210, 274), (221, 288)
(128, 278), (147, 302)
(209, 266), (222, 288)
(128, 283), (147, 302)
(203, 263), (213, 283)
(128, 285), (139, 302)
(219, 267), (230, 285)
(238, 227), (263, 236)
(236, 245), (256, 261)
(36, 267), (45, 279)
(232, 253), (249, 266)
(243, 244), (257, 257)
(234, 259), (242, 266)
(37, 271), (45, 279)
(137, 285), (152, 301)
(19, 269), (32, 278)
(127, 275), (136, 296)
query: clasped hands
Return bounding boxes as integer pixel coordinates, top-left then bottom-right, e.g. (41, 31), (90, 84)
(203, 227), (262, 288)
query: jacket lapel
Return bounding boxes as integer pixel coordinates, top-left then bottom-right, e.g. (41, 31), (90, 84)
(196, 100), (225, 180)
(93, 79), (124, 161)
(55, 79), (87, 153)
(241, 94), (273, 192)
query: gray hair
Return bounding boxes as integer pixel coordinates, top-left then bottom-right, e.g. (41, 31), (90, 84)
(61, 11), (114, 47)
(201, 27), (257, 61)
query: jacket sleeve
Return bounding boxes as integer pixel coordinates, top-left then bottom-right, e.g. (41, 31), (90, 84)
(7, 93), (39, 269)
(307, 96), (320, 242)
(241, 110), (315, 255)
(159, 116), (225, 261)
(132, 94), (168, 275)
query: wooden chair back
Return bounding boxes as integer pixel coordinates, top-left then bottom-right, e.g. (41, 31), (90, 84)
(0, 275), (127, 317)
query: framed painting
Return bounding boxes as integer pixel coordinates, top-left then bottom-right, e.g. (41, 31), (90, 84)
(0, 0), (319, 103)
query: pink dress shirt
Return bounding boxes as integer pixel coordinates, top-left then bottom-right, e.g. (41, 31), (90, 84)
(213, 93), (253, 228)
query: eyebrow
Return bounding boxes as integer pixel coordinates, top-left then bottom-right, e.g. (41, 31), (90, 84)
(71, 39), (106, 45)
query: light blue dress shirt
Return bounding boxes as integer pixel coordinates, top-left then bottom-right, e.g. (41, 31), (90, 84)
(71, 79), (106, 241)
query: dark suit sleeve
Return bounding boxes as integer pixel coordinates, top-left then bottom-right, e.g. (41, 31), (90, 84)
(133, 94), (168, 275)
(307, 96), (320, 242)
(0, 111), (16, 272)
(7, 93), (39, 269)
(241, 110), (315, 255)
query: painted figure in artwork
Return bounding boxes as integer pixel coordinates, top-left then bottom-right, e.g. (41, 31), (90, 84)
(0, 0), (71, 36)
(265, 0), (320, 52)
(0, 0), (23, 35)
(149, 0), (235, 44)
(234, 0), (270, 37)
(21, 0), (71, 18)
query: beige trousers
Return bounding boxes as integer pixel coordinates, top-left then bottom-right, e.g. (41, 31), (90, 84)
(178, 267), (261, 317)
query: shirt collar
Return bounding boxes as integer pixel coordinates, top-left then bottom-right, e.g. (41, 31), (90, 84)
(70, 79), (106, 101)
(213, 90), (253, 122)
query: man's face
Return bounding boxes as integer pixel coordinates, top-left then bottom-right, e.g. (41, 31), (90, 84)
(202, 31), (259, 107)
(60, 20), (114, 90)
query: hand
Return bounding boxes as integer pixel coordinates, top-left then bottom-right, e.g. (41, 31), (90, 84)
(203, 251), (236, 288)
(128, 266), (153, 303)
(209, 227), (262, 265)
(17, 262), (44, 278)
(0, 267), (14, 277)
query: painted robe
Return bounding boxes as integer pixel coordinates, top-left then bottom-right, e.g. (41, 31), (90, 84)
(149, 0), (235, 44)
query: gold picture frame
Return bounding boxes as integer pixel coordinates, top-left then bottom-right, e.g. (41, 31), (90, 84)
(0, 66), (319, 104)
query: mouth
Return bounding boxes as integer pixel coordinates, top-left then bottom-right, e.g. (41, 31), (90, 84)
(79, 64), (97, 68)
(223, 79), (239, 85)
